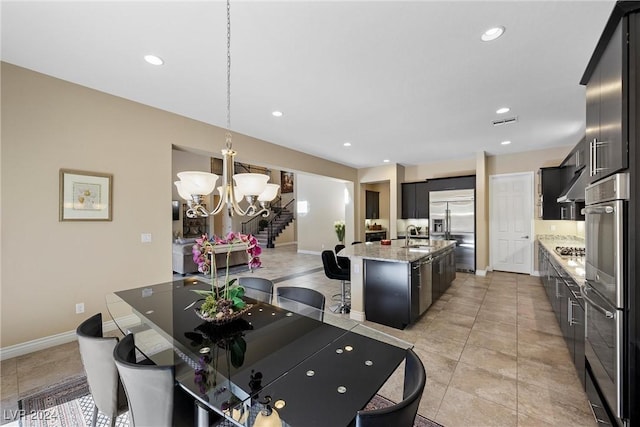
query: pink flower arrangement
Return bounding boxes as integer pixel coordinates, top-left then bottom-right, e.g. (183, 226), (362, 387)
(192, 232), (262, 276)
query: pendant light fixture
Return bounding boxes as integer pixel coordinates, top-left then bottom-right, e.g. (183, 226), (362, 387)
(175, 0), (279, 218)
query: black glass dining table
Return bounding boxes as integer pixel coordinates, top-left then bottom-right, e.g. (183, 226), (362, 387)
(106, 277), (411, 427)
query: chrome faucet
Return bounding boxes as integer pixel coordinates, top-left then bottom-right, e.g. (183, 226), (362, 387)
(405, 225), (417, 247)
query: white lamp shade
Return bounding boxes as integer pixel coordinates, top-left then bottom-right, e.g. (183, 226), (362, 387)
(218, 185), (245, 203)
(258, 183), (280, 202)
(233, 173), (269, 196)
(174, 181), (192, 200)
(177, 171), (218, 196)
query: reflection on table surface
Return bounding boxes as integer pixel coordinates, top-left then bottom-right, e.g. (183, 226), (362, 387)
(106, 277), (411, 426)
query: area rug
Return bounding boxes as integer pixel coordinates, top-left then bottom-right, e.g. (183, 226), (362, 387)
(365, 394), (443, 427)
(18, 376), (441, 427)
(18, 376), (128, 427)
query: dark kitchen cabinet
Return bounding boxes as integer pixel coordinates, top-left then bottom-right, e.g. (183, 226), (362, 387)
(365, 190), (380, 219)
(561, 139), (588, 172)
(537, 167), (565, 220)
(583, 19), (626, 183)
(401, 183), (416, 219)
(401, 176), (474, 219)
(364, 257), (432, 330)
(539, 244), (586, 387)
(401, 182), (428, 219)
(431, 247), (454, 303)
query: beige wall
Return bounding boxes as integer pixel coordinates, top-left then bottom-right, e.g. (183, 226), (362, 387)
(1, 61), (582, 349)
(1, 63), (356, 348)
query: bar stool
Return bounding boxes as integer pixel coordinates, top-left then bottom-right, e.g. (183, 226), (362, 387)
(321, 250), (350, 314)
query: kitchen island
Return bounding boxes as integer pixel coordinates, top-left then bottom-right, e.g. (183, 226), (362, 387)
(338, 239), (456, 329)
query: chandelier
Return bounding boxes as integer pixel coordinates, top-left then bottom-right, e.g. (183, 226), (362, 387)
(175, 0), (279, 219)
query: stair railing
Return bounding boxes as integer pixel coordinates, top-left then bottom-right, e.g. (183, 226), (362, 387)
(266, 198), (295, 248)
(241, 196), (283, 236)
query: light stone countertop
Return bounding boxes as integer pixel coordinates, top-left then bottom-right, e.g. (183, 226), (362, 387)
(538, 236), (585, 287)
(338, 239), (456, 263)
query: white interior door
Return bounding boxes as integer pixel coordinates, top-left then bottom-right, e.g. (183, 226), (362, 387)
(490, 173), (533, 274)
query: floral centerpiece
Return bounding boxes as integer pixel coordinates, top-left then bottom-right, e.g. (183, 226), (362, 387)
(191, 232), (262, 323)
(334, 220), (345, 244)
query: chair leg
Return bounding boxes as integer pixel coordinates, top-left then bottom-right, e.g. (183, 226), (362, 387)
(338, 280), (350, 314)
(91, 405), (98, 427)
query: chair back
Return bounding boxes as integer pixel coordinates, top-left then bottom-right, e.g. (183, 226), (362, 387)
(355, 349), (426, 427)
(113, 334), (175, 427)
(238, 277), (274, 303)
(322, 250), (349, 281)
(277, 286), (326, 321)
(76, 313), (125, 420)
(334, 244), (351, 271)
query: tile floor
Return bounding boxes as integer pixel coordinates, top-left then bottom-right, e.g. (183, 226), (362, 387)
(0, 245), (596, 426)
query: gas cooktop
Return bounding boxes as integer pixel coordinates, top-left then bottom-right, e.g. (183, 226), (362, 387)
(554, 246), (586, 258)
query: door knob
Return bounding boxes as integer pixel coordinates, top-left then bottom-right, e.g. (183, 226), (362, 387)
(521, 235), (529, 239)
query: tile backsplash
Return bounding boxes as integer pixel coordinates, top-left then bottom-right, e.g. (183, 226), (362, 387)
(396, 218), (429, 235)
(534, 220), (585, 238)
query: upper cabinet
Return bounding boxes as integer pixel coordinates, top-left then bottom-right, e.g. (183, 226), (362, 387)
(401, 176), (474, 219)
(583, 18), (626, 183)
(400, 182), (429, 219)
(561, 139), (587, 172)
(365, 190), (380, 219)
(538, 167), (565, 220)
(401, 183), (416, 219)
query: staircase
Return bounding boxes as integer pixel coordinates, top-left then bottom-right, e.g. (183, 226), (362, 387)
(255, 206), (294, 247)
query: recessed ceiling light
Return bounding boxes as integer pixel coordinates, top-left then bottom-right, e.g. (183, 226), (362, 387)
(501, 140), (512, 145)
(496, 107), (510, 114)
(481, 26), (505, 42)
(383, 159), (390, 163)
(144, 54), (164, 66)
(272, 111), (283, 117)
(343, 142), (352, 147)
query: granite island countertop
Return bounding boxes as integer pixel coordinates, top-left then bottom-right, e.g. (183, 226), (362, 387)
(338, 239), (456, 263)
(538, 236), (585, 287)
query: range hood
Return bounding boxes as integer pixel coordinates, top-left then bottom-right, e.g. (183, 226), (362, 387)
(557, 169), (587, 203)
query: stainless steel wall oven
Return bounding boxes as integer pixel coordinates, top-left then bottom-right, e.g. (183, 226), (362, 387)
(582, 173), (629, 425)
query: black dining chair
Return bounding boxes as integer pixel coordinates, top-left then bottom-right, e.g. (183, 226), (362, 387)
(113, 334), (203, 427)
(334, 244), (351, 270)
(76, 313), (128, 427)
(276, 286), (326, 321)
(238, 276), (274, 303)
(322, 250), (350, 314)
(354, 349), (426, 427)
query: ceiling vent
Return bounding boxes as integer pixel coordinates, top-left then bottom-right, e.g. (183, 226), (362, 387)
(492, 116), (518, 126)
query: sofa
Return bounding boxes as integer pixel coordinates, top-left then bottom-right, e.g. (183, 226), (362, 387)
(172, 238), (249, 275)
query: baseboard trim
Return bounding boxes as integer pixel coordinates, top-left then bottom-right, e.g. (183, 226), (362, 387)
(475, 269), (488, 277)
(0, 319), (119, 361)
(350, 310), (365, 322)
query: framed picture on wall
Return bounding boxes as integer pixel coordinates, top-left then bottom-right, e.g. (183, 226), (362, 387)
(281, 171), (294, 193)
(59, 169), (113, 221)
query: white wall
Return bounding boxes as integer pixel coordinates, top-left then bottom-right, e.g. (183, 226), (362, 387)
(296, 174), (353, 253)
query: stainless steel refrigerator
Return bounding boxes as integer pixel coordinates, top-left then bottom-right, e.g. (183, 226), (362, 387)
(429, 189), (475, 272)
